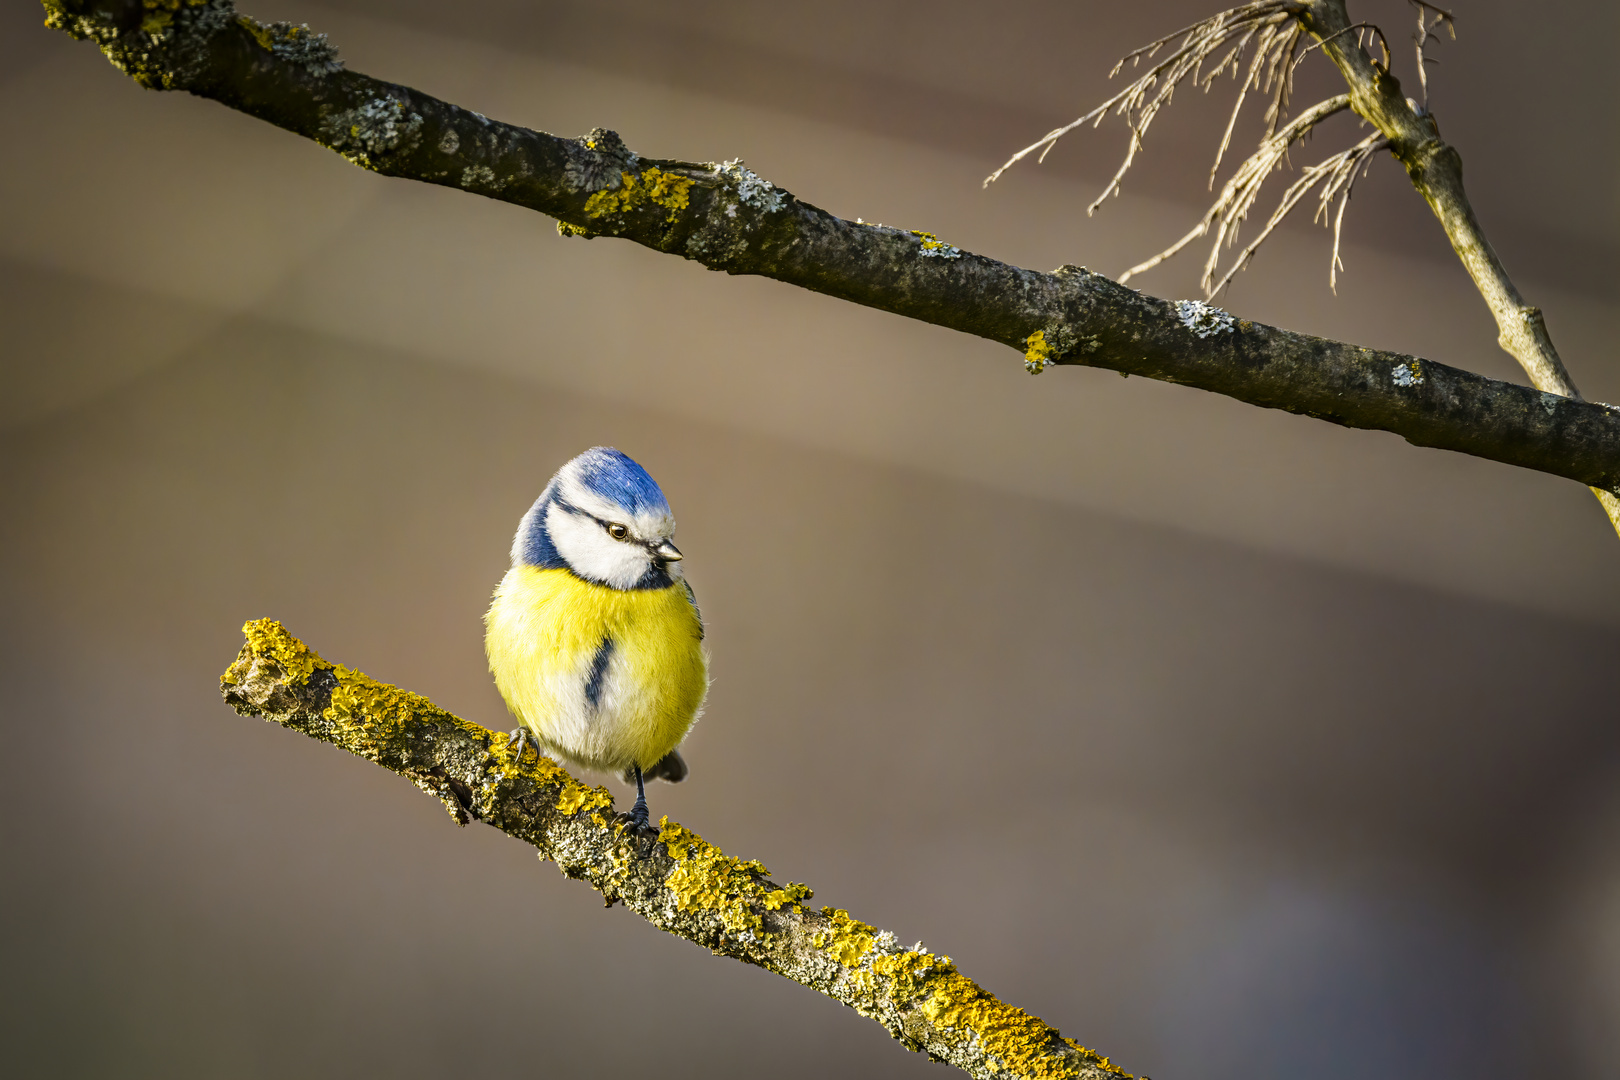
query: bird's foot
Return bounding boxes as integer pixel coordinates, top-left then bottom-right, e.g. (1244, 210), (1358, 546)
(616, 765), (659, 848)
(616, 804), (658, 839)
(506, 727), (542, 769)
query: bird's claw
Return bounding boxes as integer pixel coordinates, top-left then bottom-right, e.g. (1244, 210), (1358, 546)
(506, 727), (542, 768)
(615, 808), (659, 845)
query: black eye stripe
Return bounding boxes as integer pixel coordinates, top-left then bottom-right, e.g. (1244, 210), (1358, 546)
(556, 498), (627, 534)
(553, 498), (648, 545)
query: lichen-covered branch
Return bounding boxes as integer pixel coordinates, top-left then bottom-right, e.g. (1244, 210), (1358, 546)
(40, 1), (1620, 500)
(219, 619), (1130, 1080)
(1292, 0), (1620, 530)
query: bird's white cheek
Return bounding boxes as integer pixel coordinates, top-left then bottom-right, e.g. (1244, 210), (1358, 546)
(546, 504), (650, 588)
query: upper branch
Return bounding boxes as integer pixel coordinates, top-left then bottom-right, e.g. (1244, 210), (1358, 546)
(220, 619), (1131, 1080)
(40, 0), (1620, 496)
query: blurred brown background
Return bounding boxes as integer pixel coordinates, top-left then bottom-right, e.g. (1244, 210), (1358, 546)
(3, 2), (1618, 1077)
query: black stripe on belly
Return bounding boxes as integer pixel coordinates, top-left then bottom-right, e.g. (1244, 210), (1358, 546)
(584, 636), (615, 710)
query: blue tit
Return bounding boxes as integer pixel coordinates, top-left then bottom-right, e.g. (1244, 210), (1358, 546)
(485, 447), (707, 833)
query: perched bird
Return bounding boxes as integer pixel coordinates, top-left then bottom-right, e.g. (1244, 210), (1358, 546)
(485, 447), (707, 833)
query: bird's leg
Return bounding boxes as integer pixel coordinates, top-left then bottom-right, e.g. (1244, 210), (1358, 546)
(618, 764), (655, 838)
(506, 726), (542, 768)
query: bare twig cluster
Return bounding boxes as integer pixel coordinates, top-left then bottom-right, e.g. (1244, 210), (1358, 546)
(987, 0), (1401, 297)
(1129, 118), (1388, 296)
(985, 1), (1307, 211)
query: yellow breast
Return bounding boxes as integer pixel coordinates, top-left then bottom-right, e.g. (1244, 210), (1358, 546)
(484, 565), (708, 774)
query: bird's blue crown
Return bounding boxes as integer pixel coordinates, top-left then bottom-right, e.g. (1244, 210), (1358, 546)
(573, 447), (670, 518)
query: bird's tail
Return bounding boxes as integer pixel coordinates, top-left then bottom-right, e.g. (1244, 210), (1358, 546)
(628, 749), (688, 784)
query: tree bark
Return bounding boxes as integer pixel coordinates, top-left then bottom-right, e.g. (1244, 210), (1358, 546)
(221, 619), (1133, 1080)
(39, 0), (1620, 498)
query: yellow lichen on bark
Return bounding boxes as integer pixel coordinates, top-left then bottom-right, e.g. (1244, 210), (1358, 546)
(920, 970), (1127, 1078)
(1023, 330), (1055, 374)
(226, 617), (331, 685)
(583, 167), (695, 224)
(555, 781), (613, 816)
(815, 907), (878, 966)
(660, 819), (777, 937)
(762, 882), (814, 910)
(325, 666), (431, 728)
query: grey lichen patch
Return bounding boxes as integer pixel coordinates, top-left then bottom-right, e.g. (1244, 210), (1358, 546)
(1392, 360), (1424, 388)
(438, 129), (461, 155)
(321, 95), (425, 165)
(241, 18), (343, 77)
(564, 127), (638, 194)
(685, 229), (748, 263)
(460, 164), (499, 190)
(1174, 299), (1236, 338)
(911, 231), (963, 260)
(717, 159), (786, 213)
(851, 220), (964, 262)
(682, 159), (789, 265)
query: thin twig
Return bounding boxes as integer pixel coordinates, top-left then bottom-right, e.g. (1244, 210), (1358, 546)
(1118, 94), (1351, 286)
(1210, 20), (1304, 185)
(1292, 22), (1388, 78)
(1357, 24), (1392, 68)
(1409, 0), (1455, 105)
(1409, 0), (1457, 22)
(1205, 129), (1388, 296)
(983, 0), (1305, 207)
(1324, 133), (1388, 292)
(991, 2), (1390, 301)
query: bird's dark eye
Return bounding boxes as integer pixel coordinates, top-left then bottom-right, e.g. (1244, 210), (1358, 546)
(606, 522), (629, 541)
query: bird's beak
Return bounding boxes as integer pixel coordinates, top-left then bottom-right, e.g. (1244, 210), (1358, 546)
(654, 539), (683, 562)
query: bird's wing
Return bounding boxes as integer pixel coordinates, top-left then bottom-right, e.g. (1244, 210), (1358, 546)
(682, 580), (704, 641)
